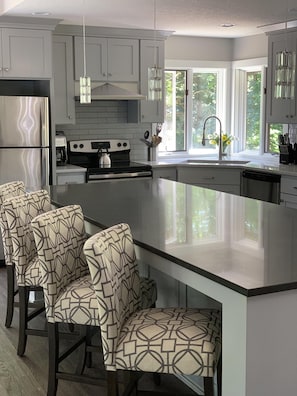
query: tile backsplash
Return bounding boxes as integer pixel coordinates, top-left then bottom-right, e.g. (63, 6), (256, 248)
(56, 101), (152, 161)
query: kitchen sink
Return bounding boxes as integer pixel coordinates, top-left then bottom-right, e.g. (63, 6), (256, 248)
(183, 159), (250, 165)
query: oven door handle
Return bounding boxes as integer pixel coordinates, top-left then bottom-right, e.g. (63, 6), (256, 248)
(88, 171), (152, 180)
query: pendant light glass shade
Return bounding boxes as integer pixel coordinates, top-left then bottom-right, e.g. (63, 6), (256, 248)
(148, 0), (163, 101)
(274, 50), (296, 99)
(80, 15), (91, 104)
(80, 76), (91, 103)
(148, 66), (162, 101)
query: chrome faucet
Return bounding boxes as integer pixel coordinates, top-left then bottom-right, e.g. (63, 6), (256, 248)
(202, 115), (223, 161)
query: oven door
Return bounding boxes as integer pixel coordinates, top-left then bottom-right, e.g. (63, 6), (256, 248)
(87, 170), (153, 183)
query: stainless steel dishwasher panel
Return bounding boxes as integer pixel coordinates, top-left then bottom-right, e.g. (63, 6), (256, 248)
(241, 170), (281, 204)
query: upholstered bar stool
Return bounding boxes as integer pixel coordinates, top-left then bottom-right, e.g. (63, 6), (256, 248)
(84, 223), (222, 396)
(1, 189), (51, 355)
(31, 204), (159, 396)
(0, 181), (26, 328)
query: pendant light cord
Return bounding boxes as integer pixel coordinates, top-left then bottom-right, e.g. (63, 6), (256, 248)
(83, 14), (87, 77)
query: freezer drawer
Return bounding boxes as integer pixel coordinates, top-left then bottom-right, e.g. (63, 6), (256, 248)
(0, 147), (49, 188)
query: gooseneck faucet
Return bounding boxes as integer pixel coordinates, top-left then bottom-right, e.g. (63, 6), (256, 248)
(202, 115), (223, 161)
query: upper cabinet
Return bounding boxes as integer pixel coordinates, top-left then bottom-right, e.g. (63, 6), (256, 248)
(53, 35), (75, 124)
(74, 37), (139, 82)
(0, 28), (52, 78)
(266, 29), (297, 123)
(139, 39), (165, 123)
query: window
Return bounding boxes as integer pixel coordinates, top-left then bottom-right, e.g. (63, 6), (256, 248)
(159, 68), (227, 154)
(233, 61), (282, 155)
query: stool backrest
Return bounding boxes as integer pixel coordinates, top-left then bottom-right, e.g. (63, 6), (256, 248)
(32, 204), (89, 322)
(2, 189), (51, 285)
(0, 181), (26, 265)
(83, 223), (141, 370)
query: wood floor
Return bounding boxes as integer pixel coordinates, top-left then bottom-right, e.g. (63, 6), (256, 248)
(0, 267), (197, 396)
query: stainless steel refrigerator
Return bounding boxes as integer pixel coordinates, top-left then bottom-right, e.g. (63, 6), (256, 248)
(0, 95), (50, 262)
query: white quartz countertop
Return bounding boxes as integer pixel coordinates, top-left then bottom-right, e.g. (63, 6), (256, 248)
(140, 155), (297, 177)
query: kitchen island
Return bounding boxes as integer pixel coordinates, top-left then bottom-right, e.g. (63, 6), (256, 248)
(50, 179), (297, 396)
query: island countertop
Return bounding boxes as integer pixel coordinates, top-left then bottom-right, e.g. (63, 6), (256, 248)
(49, 179), (297, 297)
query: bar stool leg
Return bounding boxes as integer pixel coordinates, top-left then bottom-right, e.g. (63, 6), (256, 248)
(5, 265), (16, 328)
(17, 286), (29, 356)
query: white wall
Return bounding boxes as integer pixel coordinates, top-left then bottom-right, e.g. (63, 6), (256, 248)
(165, 35), (233, 61)
(165, 33), (268, 62)
(233, 34), (268, 60)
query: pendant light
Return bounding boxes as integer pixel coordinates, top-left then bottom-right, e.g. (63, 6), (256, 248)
(148, 0), (163, 101)
(80, 13), (91, 104)
(274, 3), (296, 100)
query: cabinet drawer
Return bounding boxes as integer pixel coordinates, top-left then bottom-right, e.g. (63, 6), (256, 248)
(178, 167), (241, 185)
(280, 176), (297, 195)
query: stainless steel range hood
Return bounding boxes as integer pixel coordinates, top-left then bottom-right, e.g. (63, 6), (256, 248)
(75, 82), (146, 101)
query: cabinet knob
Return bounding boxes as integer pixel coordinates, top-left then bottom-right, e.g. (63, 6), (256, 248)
(4, 68), (9, 72)
(102, 72), (106, 77)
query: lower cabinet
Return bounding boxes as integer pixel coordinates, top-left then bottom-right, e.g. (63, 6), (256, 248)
(56, 169), (86, 185)
(280, 175), (297, 208)
(177, 166), (241, 195)
(153, 166), (177, 181)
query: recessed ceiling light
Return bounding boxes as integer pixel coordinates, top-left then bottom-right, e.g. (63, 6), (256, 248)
(221, 23), (235, 28)
(31, 11), (51, 16)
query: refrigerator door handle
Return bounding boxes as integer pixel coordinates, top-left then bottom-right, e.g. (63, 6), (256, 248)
(42, 148), (50, 186)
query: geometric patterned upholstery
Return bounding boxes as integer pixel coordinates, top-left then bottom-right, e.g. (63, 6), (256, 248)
(32, 205), (157, 325)
(1, 190), (51, 287)
(0, 181), (26, 267)
(0, 181), (27, 328)
(31, 204), (92, 325)
(83, 223), (221, 379)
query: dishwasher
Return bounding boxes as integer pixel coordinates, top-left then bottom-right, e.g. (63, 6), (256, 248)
(241, 170), (281, 204)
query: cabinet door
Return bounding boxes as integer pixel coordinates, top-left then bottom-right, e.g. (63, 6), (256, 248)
(1, 28), (52, 78)
(74, 36), (107, 81)
(53, 35), (75, 124)
(140, 40), (165, 123)
(107, 39), (139, 82)
(267, 31), (297, 123)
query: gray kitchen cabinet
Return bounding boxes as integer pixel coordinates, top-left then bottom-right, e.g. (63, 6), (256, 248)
(139, 40), (165, 123)
(266, 29), (297, 123)
(280, 175), (297, 208)
(74, 37), (139, 82)
(177, 166), (241, 195)
(53, 35), (75, 124)
(56, 168), (86, 185)
(153, 166), (176, 181)
(0, 28), (52, 78)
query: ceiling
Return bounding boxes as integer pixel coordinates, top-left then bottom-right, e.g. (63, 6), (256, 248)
(1, 0), (297, 38)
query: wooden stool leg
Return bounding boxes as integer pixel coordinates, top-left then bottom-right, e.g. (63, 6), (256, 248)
(204, 377), (214, 396)
(107, 371), (119, 396)
(5, 265), (15, 328)
(47, 323), (59, 396)
(17, 286), (29, 356)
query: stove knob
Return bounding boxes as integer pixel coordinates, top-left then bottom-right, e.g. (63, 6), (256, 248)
(79, 144), (84, 148)
(117, 142), (121, 147)
(73, 144), (78, 149)
(123, 142), (127, 147)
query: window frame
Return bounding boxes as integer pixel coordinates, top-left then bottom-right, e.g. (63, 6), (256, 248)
(231, 58), (267, 156)
(160, 60), (232, 158)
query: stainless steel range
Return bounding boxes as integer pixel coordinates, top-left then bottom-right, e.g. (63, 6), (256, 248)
(68, 139), (152, 183)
